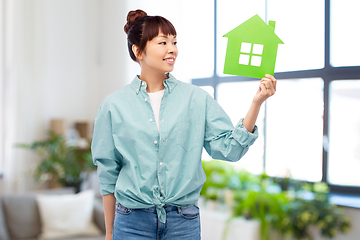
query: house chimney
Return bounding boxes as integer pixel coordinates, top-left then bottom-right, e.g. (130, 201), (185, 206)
(268, 21), (276, 31)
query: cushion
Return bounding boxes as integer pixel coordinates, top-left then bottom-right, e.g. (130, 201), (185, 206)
(36, 189), (102, 239)
(2, 195), (42, 239)
(0, 198), (10, 240)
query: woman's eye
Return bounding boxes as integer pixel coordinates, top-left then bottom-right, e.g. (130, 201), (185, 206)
(173, 42), (177, 45)
(160, 42), (166, 45)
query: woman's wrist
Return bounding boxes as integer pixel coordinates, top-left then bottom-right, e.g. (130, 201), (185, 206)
(252, 97), (264, 107)
(105, 232), (113, 240)
(250, 99), (262, 112)
(106, 231), (113, 237)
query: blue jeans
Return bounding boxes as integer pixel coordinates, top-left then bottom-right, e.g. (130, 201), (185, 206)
(113, 203), (201, 240)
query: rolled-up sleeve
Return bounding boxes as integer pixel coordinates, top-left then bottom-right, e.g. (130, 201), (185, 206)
(91, 106), (121, 195)
(203, 95), (258, 162)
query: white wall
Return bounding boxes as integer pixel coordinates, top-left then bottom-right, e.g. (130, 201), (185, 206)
(1, 0), (129, 192)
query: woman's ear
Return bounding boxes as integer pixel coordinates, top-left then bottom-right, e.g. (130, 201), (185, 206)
(132, 44), (142, 60)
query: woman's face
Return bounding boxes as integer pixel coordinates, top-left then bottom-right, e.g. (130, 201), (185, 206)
(138, 32), (178, 74)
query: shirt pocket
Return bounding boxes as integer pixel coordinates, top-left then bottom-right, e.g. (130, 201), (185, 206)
(177, 115), (201, 152)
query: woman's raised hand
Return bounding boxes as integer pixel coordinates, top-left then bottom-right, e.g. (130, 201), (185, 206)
(253, 74), (277, 105)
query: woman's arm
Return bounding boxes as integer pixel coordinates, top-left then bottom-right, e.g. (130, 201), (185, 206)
(103, 193), (116, 240)
(242, 74), (277, 132)
(203, 74), (276, 162)
(92, 106), (122, 239)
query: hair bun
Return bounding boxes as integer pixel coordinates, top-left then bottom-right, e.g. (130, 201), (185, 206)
(124, 9), (147, 34)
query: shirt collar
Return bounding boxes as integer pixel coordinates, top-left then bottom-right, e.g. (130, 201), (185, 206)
(130, 73), (178, 95)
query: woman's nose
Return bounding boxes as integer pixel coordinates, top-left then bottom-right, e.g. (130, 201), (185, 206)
(167, 45), (176, 53)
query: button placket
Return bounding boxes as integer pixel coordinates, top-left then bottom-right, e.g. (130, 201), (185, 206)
(140, 89), (159, 149)
(159, 161), (165, 191)
(157, 88), (168, 193)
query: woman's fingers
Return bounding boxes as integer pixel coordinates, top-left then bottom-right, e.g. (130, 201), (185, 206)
(260, 82), (272, 95)
(261, 74), (277, 92)
(260, 79), (272, 90)
(254, 75), (277, 104)
(259, 83), (267, 91)
(265, 74), (277, 91)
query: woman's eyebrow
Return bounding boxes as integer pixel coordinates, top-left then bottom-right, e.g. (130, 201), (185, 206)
(157, 35), (177, 39)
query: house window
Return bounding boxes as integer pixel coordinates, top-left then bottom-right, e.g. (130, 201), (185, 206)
(239, 42), (264, 67)
(192, 0), (360, 195)
(328, 80), (360, 186)
(330, 0), (360, 66)
(217, 81), (265, 175)
(266, 78), (324, 182)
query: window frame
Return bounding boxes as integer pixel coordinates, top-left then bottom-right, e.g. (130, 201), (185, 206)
(192, 0), (360, 195)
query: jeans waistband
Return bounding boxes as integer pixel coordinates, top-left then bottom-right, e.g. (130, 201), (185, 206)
(117, 203), (179, 212)
(142, 204), (178, 212)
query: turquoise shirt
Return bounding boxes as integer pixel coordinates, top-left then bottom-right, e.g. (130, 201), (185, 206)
(91, 73), (258, 223)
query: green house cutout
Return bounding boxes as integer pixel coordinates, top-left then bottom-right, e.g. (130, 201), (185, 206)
(223, 14), (284, 79)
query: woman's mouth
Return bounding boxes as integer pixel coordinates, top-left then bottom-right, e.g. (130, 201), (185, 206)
(163, 57), (175, 65)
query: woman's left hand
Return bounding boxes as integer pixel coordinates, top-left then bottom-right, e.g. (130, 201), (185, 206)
(253, 74), (277, 105)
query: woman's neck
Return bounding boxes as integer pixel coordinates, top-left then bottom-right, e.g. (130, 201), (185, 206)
(139, 69), (167, 93)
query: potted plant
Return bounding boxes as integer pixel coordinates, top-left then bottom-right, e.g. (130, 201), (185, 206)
(16, 131), (96, 192)
(277, 182), (351, 240)
(200, 160), (351, 240)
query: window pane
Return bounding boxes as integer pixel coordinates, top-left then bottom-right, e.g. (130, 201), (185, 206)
(330, 0), (360, 67)
(266, 78), (323, 181)
(267, 0), (324, 72)
(216, 81), (265, 175)
(328, 80), (360, 186)
(217, 0), (266, 77)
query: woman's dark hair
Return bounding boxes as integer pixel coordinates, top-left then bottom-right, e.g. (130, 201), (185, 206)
(124, 9), (177, 62)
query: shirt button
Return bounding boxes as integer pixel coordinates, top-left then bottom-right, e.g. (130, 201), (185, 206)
(145, 98), (148, 101)
(154, 140), (158, 144)
(162, 118), (164, 122)
(162, 138), (165, 142)
(142, 82), (145, 85)
(160, 162), (163, 166)
(149, 118), (153, 122)
(161, 186), (164, 189)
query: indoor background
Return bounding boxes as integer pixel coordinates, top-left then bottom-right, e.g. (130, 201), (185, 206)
(0, 0), (359, 240)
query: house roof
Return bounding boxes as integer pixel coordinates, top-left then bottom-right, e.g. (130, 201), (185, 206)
(223, 14), (284, 44)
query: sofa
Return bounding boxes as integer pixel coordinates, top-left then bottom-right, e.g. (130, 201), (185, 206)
(0, 188), (105, 240)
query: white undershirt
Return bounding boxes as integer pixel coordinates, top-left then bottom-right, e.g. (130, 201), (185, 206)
(147, 89), (165, 132)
